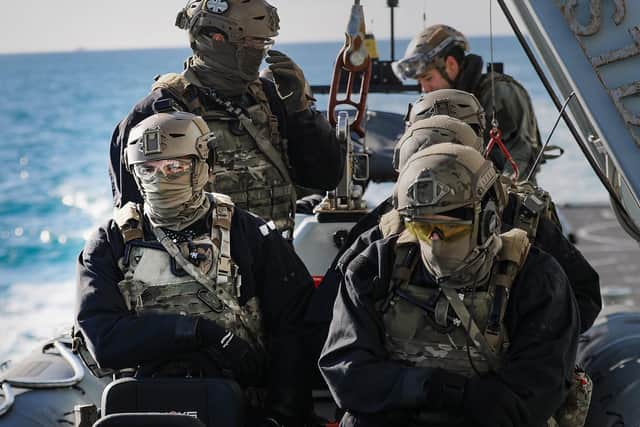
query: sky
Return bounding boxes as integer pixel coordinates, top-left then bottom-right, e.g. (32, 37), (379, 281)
(0, 0), (513, 54)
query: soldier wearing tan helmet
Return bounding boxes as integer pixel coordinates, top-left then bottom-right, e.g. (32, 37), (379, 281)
(78, 111), (315, 426)
(319, 144), (581, 427)
(108, 0), (343, 239)
(394, 25), (543, 179)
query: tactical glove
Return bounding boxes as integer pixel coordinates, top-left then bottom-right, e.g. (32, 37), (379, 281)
(463, 375), (530, 427)
(266, 50), (310, 114)
(197, 319), (264, 386)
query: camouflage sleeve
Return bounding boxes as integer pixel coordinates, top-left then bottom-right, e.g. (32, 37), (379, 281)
(75, 221), (200, 369)
(319, 241), (435, 413)
(480, 78), (540, 178)
(497, 248), (580, 425)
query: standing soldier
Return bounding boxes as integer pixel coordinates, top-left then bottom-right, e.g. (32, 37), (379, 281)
(109, 0), (343, 239)
(393, 25), (542, 179)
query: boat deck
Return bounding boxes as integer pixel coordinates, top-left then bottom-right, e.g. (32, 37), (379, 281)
(561, 204), (640, 307)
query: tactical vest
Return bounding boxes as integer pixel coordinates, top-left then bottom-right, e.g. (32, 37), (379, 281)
(151, 71), (295, 237)
(114, 193), (265, 356)
(381, 228), (530, 378)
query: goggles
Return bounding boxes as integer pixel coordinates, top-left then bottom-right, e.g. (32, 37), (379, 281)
(392, 35), (465, 80)
(133, 158), (193, 180)
(405, 218), (472, 242)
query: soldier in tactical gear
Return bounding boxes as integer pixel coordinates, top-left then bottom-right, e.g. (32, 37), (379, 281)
(78, 112), (314, 426)
(109, 0), (343, 238)
(306, 89), (600, 334)
(394, 24), (543, 179)
(319, 144), (581, 427)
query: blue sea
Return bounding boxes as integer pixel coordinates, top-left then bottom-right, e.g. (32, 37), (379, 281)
(0, 37), (606, 362)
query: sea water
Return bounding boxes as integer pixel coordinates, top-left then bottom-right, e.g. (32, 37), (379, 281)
(0, 37), (606, 362)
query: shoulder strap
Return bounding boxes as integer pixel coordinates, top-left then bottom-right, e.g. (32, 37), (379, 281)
(209, 192), (235, 277)
(152, 72), (205, 114)
(440, 287), (501, 371)
(379, 209), (404, 239)
(379, 233), (420, 312)
(483, 228), (531, 352)
(113, 202), (144, 243)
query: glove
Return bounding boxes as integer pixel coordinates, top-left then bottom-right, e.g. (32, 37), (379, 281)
(197, 319), (264, 386)
(463, 375), (530, 427)
(265, 50), (310, 114)
(423, 368), (467, 410)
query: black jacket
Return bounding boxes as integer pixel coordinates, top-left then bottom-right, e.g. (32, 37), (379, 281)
(307, 195), (600, 334)
(75, 204), (314, 422)
(318, 237), (579, 426)
(108, 78), (343, 207)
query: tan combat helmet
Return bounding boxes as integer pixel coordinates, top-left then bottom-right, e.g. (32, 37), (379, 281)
(407, 89), (486, 135)
(393, 115), (482, 172)
(125, 111), (214, 170)
(175, 0), (279, 45)
(394, 143), (504, 245)
(393, 25), (468, 81)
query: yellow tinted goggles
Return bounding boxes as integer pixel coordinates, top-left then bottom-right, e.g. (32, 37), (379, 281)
(405, 220), (472, 242)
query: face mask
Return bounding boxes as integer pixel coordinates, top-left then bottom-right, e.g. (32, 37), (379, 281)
(138, 160), (210, 230)
(419, 232), (501, 288)
(189, 34), (264, 96)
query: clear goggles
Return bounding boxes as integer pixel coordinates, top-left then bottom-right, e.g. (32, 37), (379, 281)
(405, 217), (473, 242)
(392, 35), (464, 80)
(133, 158), (193, 180)
(392, 53), (434, 81)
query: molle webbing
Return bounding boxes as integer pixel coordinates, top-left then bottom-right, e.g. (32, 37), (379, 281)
(151, 73), (295, 234)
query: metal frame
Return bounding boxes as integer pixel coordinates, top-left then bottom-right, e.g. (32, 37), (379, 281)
(502, 0), (640, 239)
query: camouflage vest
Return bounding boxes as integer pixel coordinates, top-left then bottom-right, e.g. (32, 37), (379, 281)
(381, 228), (531, 377)
(151, 71), (295, 237)
(113, 193), (265, 355)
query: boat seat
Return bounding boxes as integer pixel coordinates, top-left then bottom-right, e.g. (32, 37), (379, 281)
(100, 377), (244, 427)
(94, 413), (205, 427)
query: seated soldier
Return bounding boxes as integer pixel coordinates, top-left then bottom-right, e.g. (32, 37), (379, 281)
(76, 111), (313, 427)
(307, 90), (599, 339)
(319, 144), (580, 427)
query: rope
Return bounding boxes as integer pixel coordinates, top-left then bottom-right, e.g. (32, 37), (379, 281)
(489, 0), (498, 129)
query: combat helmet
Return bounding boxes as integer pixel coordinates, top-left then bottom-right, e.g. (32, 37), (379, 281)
(175, 0), (279, 45)
(393, 25), (468, 81)
(394, 144), (505, 248)
(393, 115), (482, 172)
(125, 111), (214, 170)
(407, 89), (486, 135)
